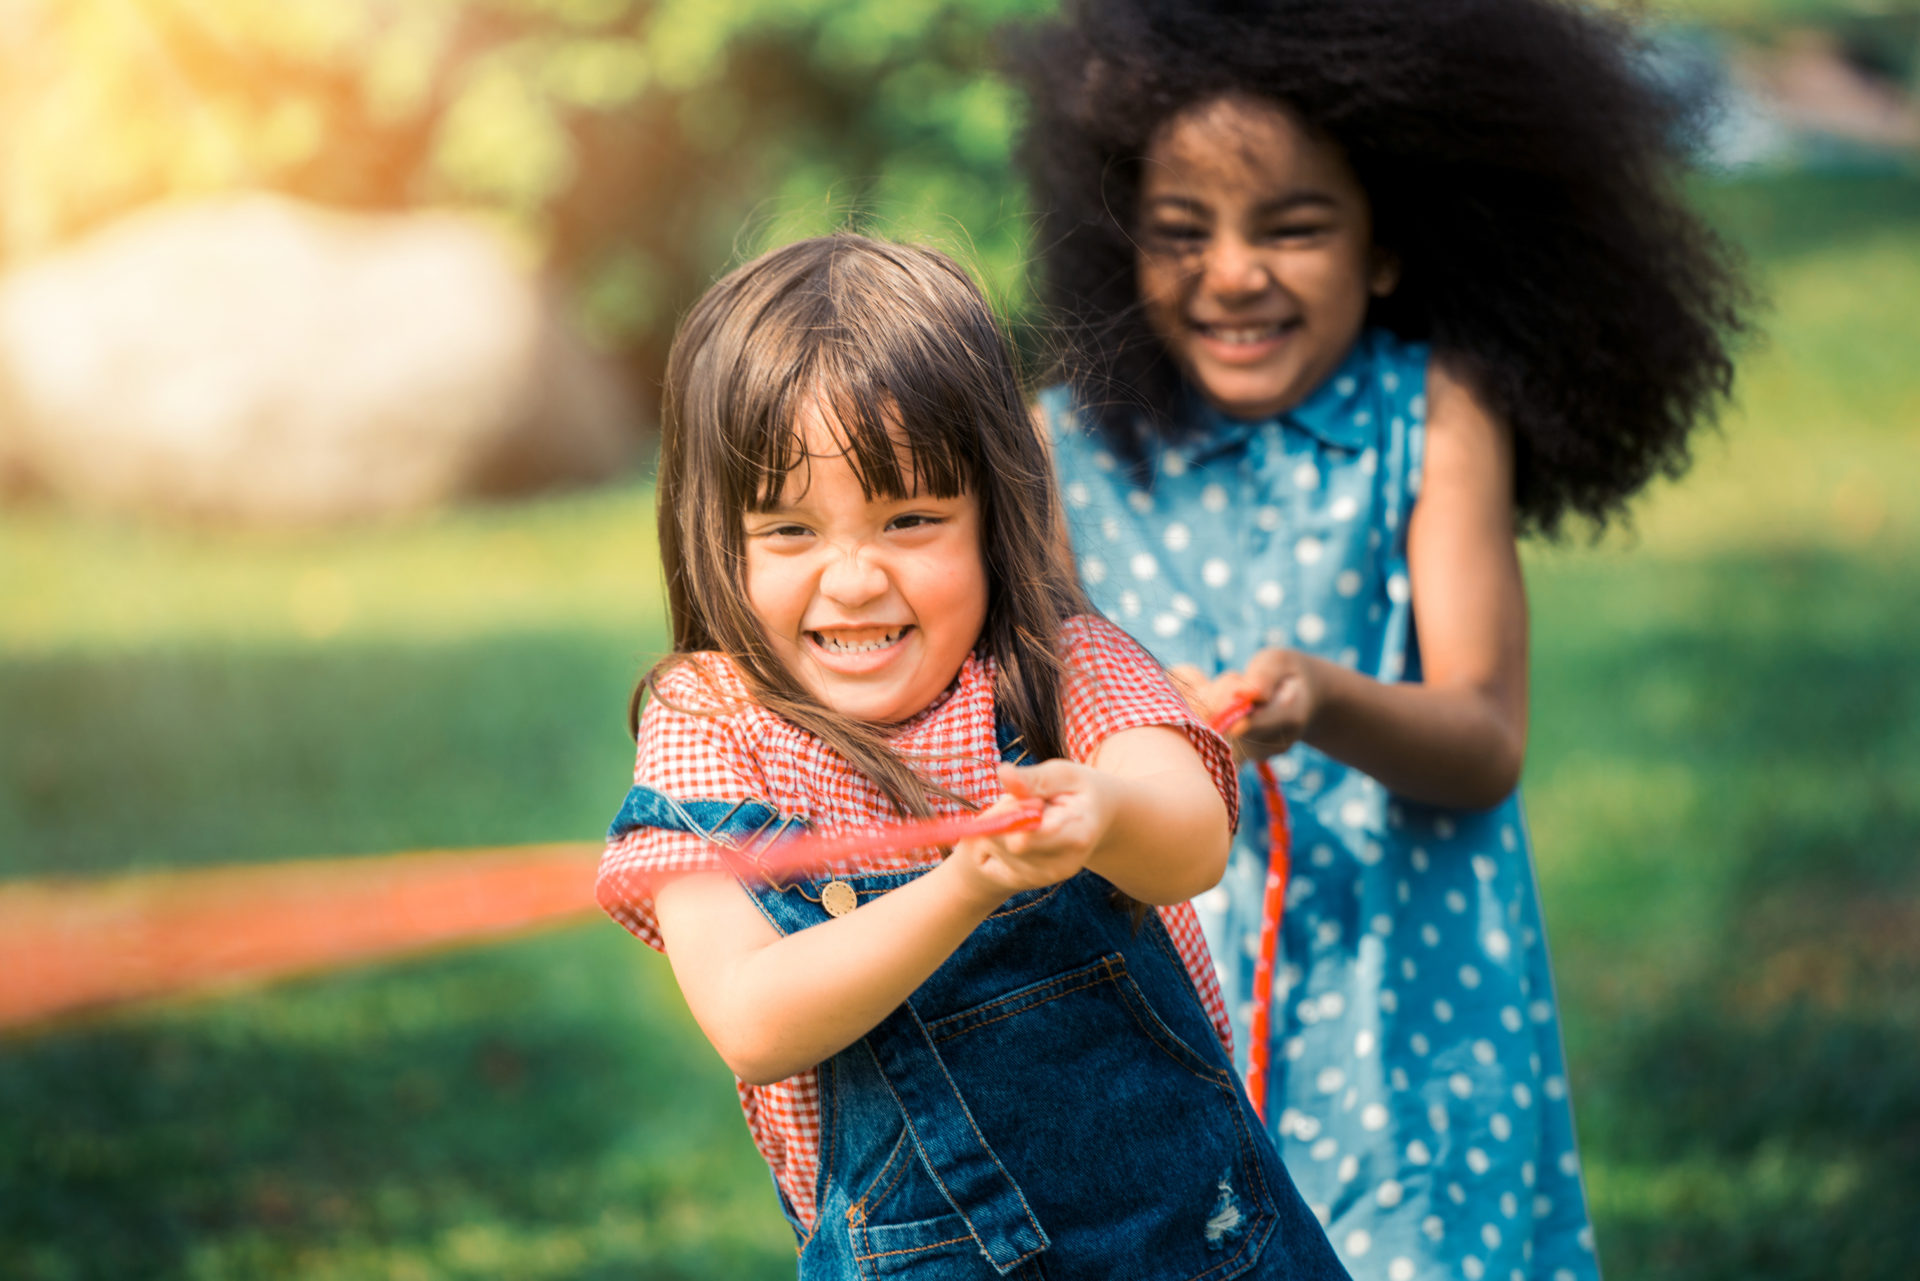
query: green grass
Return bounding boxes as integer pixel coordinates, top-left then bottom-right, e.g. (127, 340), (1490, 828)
(5, 170), (1920, 1278)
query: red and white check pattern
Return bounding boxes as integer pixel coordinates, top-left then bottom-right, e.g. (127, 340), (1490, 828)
(597, 614), (1238, 1233)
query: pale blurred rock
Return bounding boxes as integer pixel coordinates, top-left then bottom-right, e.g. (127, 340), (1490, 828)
(0, 194), (638, 522)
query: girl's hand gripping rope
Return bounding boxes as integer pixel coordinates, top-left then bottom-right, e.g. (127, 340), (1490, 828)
(737, 799), (1047, 884)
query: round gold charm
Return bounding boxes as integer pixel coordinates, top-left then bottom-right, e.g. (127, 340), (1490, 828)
(820, 880), (859, 918)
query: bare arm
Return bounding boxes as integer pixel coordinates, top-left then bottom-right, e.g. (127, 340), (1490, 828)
(1190, 359), (1529, 808)
(654, 724), (1230, 1084)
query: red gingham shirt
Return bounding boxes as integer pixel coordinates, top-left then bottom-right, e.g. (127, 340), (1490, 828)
(597, 614), (1239, 1233)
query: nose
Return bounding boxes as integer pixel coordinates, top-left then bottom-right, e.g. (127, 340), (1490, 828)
(819, 542), (889, 606)
(1200, 232), (1271, 299)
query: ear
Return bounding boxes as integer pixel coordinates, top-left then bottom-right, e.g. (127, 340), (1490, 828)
(1368, 245), (1401, 298)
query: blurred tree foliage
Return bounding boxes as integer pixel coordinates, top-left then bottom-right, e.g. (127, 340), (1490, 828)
(0, 0), (1052, 420)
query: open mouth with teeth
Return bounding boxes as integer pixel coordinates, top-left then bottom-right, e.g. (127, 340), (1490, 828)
(807, 626), (911, 656)
(1191, 318), (1301, 346)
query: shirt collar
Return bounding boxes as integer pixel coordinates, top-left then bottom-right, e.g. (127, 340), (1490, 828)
(1179, 333), (1377, 464)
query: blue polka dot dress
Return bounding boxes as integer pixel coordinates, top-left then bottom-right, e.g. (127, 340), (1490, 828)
(1042, 329), (1602, 1281)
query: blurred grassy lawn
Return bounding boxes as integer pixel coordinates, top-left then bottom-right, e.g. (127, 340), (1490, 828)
(4, 171), (1919, 1279)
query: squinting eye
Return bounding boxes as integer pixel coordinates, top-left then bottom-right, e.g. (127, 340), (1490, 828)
(889, 513), (941, 531)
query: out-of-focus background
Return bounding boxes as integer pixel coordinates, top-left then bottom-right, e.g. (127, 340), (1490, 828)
(1, 0), (1915, 1277)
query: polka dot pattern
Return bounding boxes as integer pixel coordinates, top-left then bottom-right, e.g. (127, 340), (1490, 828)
(1043, 329), (1599, 1281)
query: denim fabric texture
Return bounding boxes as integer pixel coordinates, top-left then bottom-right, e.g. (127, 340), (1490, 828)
(615, 727), (1350, 1280)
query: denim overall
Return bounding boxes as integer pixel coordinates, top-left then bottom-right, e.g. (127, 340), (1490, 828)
(610, 730), (1348, 1281)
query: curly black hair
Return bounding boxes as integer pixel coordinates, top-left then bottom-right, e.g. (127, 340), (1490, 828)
(1009, 0), (1753, 536)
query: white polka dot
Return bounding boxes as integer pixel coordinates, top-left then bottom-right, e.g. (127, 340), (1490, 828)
(1312, 1136), (1339, 1160)
(1382, 371), (1400, 392)
(1297, 998), (1321, 1024)
(1317, 1067), (1346, 1093)
(1357, 839), (1383, 866)
(1556, 1268), (1578, 1281)
(1390, 1066), (1409, 1091)
(1255, 580), (1284, 608)
(1545, 1074), (1567, 1099)
(1422, 1214), (1445, 1241)
(1293, 1112), (1320, 1141)
(1316, 920), (1341, 947)
(1450, 1073), (1474, 1098)
(1376, 1179), (1404, 1208)
(1152, 612), (1182, 637)
(1130, 552), (1158, 580)
(1481, 1223), (1502, 1250)
(1344, 1229), (1371, 1257)
(1297, 614), (1327, 644)
(1163, 522), (1192, 552)
(1092, 449), (1116, 471)
(1294, 462), (1320, 490)
(1410, 1033), (1430, 1056)
(1301, 769), (1324, 793)
(1065, 481), (1090, 507)
(1334, 569), (1363, 597)
(1534, 1195), (1553, 1219)
(1355, 1030), (1377, 1057)
(1256, 504), (1283, 530)
(1295, 537), (1325, 566)
(1127, 489), (1153, 514)
(1460, 965), (1483, 989)
(1467, 1147), (1491, 1175)
(1559, 1150), (1580, 1176)
(1284, 1036), (1306, 1061)
(1337, 376), (1358, 396)
(1463, 1256), (1484, 1281)
(1501, 825), (1519, 851)
(1407, 1139), (1432, 1165)
(1117, 589), (1141, 617)
(1082, 556), (1107, 584)
(1421, 924), (1441, 947)
(1202, 558), (1231, 587)
(1402, 958), (1419, 982)
(1360, 448), (1379, 475)
(1522, 1162), (1535, 1187)
(1532, 1000), (1556, 1025)
(1319, 992), (1346, 1018)
(1411, 846), (1430, 872)
(1449, 1183), (1467, 1204)
(1362, 1103), (1389, 1131)
(1429, 1103), (1450, 1132)
(1513, 1083), (1533, 1108)
(1161, 451), (1188, 477)
(1311, 1203), (1330, 1226)
(1491, 1113), (1513, 1141)
(1310, 843), (1334, 867)
(1500, 1006), (1524, 1035)
(1340, 799), (1369, 828)
(1200, 482), (1228, 512)
(1579, 1226), (1595, 1251)
(1500, 1191), (1518, 1218)
(1486, 930), (1513, 962)
(1389, 1259), (1416, 1281)
(1217, 636), (1237, 660)
(1435, 816), (1456, 840)
(1473, 1039), (1497, 1065)
(1372, 914), (1394, 936)
(1100, 516), (1123, 541)
(1472, 854), (1498, 882)
(1171, 592), (1198, 617)
(1338, 1153), (1359, 1182)
(1380, 989), (1398, 1014)
(1329, 494), (1360, 521)
(1445, 890), (1468, 914)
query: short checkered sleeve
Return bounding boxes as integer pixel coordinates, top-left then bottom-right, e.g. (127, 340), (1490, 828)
(1058, 614), (1240, 831)
(596, 655), (771, 952)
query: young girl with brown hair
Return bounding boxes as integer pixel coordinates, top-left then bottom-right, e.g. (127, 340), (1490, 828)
(597, 233), (1351, 1280)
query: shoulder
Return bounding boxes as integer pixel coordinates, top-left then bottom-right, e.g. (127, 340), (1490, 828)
(637, 653), (770, 751)
(1060, 613), (1156, 670)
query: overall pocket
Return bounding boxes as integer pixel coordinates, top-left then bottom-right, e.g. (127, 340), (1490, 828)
(847, 1128), (1000, 1280)
(919, 953), (1278, 1281)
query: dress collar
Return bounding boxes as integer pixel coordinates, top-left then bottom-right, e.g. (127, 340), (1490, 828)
(1178, 332), (1378, 464)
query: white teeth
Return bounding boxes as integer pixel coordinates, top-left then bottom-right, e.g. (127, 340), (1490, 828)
(1208, 324), (1285, 345)
(815, 628), (903, 654)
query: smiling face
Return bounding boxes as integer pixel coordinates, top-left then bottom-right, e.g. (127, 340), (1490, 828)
(1136, 95), (1397, 421)
(743, 393), (989, 727)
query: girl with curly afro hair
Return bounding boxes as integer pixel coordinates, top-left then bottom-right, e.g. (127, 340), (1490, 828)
(1011, 1), (1750, 1278)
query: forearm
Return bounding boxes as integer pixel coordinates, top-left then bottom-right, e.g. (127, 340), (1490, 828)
(672, 859), (1003, 1085)
(1081, 729), (1232, 904)
(1299, 654), (1525, 809)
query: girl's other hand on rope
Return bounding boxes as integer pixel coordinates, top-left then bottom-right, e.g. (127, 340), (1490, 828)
(948, 762), (1116, 900)
(1176, 651), (1323, 763)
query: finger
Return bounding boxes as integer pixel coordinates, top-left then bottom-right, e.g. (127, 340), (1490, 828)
(997, 760), (1076, 800)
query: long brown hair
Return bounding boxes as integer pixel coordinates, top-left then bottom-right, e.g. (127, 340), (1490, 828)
(636, 233), (1088, 818)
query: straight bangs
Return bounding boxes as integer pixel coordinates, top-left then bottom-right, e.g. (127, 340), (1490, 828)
(648, 233), (1088, 818)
